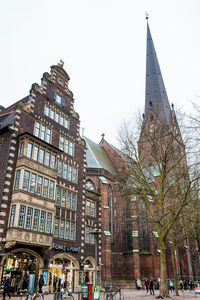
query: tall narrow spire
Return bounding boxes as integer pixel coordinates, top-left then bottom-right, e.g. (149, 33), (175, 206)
(145, 22), (171, 126)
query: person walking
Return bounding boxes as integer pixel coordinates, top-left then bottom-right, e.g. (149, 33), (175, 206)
(3, 274), (11, 300)
(169, 280), (174, 292)
(38, 274), (44, 293)
(150, 279), (154, 295)
(144, 279), (149, 294)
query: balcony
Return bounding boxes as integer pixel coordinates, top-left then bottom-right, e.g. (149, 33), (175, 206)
(5, 228), (53, 249)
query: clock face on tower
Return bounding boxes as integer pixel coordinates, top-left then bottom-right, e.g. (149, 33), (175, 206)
(85, 180), (95, 192)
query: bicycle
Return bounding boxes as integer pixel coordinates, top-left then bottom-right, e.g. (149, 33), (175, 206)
(104, 287), (124, 300)
(55, 288), (74, 300)
(19, 289), (33, 300)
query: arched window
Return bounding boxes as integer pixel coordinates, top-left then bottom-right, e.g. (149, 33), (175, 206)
(139, 199), (149, 251)
(85, 180), (95, 192)
(108, 186), (113, 234)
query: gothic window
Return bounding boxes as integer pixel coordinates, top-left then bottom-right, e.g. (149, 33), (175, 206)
(139, 199), (149, 251)
(85, 180), (95, 192)
(108, 186), (113, 234)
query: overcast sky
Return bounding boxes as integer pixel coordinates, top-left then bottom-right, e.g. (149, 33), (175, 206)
(0, 0), (200, 145)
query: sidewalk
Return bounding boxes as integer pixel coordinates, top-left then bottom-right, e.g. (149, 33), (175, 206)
(5, 289), (200, 300)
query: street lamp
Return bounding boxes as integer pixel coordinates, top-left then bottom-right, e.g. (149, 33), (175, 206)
(89, 229), (101, 286)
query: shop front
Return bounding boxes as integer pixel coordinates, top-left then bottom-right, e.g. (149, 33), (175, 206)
(82, 259), (95, 284)
(1, 249), (42, 295)
(49, 254), (79, 292)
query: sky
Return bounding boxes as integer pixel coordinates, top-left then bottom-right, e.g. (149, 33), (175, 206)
(0, 0), (200, 146)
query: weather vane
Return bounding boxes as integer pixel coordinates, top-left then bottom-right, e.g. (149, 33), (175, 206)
(145, 12), (149, 20)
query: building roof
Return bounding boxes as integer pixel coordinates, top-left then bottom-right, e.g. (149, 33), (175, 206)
(84, 136), (116, 175)
(145, 22), (172, 126)
(0, 111), (15, 130)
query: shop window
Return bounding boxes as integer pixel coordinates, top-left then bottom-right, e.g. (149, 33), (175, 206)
(9, 205), (16, 227)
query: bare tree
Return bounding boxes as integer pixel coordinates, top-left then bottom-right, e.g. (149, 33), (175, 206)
(116, 112), (198, 298)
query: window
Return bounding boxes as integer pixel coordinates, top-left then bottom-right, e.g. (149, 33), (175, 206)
(32, 209), (40, 231)
(54, 218), (60, 237)
(34, 121), (51, 143)
(86, 180), (95, 192)
(19, 142), (25, 157)
(56, 188), (77, 211)
(53, 92), (65, 106)
(86, 200), (96, 218)
(36, 176), (43, 196)
(14, 170), (21, 191)
(30, 173), (37, 193)
(49, 180), (55, 200)
(23, 171), (30, 192)
(43, 178), (49, 198)
(46, 212), (52, 234)
(39, 149), (45, 164)
(44, 105), (69, 129)
(70, 222), (75, 241)
(25, 207), (33, 230)
(51, 154), (56, 169)
(85, 226), (95, 244)
(60, 220), (65, 238)
(44, 152), (51, 167)
(65, 221), (70, 240)
(56, 188), (61, 206)
(9, 205), (16, 227)
(32, 146), (39, 161)
(18, 205), (26, 228)
(40, 211), (46, 232)
(58, 160), (78, 184)
(139, 200), (149, 251)
(27, 143), (33, 158)
(59, 136), (74, 156)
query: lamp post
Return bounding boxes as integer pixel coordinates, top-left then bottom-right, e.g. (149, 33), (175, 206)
(90, 229), (101, 286)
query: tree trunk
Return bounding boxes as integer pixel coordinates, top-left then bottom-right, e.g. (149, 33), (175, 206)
(160, 241), (169, 298)
(172, 246), (179, 296)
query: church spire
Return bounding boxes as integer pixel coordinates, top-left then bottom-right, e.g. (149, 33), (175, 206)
(145, 21), (171, 126)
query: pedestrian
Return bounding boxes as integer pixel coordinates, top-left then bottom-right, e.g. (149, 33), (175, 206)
(39, 274), (44, 294)
(136, 278), (142, 290)
(150, 279), (154, 295)
(188, 280), (192, 291)
(169, 280), (174, 292)
(144, 278), (149, 294)
(180, 279), (183, 291)
(3, 274), (11, 300)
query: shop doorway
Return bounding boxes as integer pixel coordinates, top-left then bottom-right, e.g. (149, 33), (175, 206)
(2, 251), (39, 295)
(83, 260), (95, 284)
(49, 257), (76, 292)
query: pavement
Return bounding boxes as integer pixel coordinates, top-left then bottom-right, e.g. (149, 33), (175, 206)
(4, 289), (200, 300)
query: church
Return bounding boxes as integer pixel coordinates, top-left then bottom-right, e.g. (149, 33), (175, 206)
(0, 20), (199, 293)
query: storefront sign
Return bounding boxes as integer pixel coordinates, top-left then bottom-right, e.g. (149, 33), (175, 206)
(52, 243), (80, 253)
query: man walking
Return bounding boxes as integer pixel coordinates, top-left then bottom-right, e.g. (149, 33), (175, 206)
(3, 274), (11, 300)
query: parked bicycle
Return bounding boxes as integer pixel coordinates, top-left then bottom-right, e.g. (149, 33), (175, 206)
(104, 287), (124, 300)
(19, 289), (48, 300)
(54, 288), (74, 300)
